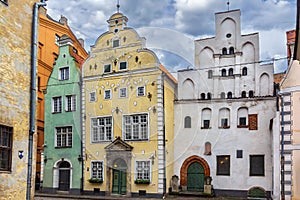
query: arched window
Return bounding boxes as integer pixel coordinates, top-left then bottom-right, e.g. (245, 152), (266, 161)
(228, 68), (234, 76)
(242, 67), (247, 76)
(237, 107), (248, 127)
(249, 90), (254, 98)
(229, 47), (234, 54)
(241, 91), (247, 98)
(204, 142), (212, 155)
(208, 70), (213, 79)
(221, 69), (226, 77)
(227, 92), (232, 99)
(200, 93), (206, 100)
(184, 116), (191, 128)
(219, 108), (230, 128)
(221, 92), (225, 99)
(222, 47), (227, 55)
(201, 108), (211, 129)
(207, 93), (211, 100)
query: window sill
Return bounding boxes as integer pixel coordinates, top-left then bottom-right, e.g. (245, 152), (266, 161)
(237, 125), (248, 128)
(88, 178), (103, 183)
(135, 179), (150, 184)
(201, 127), (211, 129)
(219, 126), (230, 129)
(55, 146), (72, 149)
(52, 112), (62, 114)
(91, 140), (112, 143)
(65, 110), (76, 112)
(124, 139), (148, 142)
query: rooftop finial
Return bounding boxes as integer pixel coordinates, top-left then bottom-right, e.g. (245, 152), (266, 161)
(227, 0), (230, 11)
(117, 0), (120, 13)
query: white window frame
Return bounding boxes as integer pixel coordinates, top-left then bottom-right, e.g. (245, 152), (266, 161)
(103, 64), (111, 73)
(59, 66), (70, 80)
(104, 89), (111, 100)
(89, 91), (96, 102)
(119, 61), (127, 70)
(113, 39), (120, 48)
(52, 96), (62, 113)
(65, 95), (76, 112)
(123, 113), (149, 141)
(91, 116), (113, 142)
(135, 160), (151, 181)
(137, 86), (145, 97)
(119, 87), (127, 98)
(55, 126), (72, 148)
(90, 160), (104, 180)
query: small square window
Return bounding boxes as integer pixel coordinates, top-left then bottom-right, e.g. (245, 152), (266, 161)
(104, 90), (111, 99)
(113, 39), (119, 48)
(203, 120), (210, 129)
(119, 62), (127, 70)
(104, 64), (111, 73)
(59, 67), (69, 80)
(239, 117), (247, 126)
(237, 150), (243, 158)
(90, 92), (96, 102)
(119, 88), (127, 98)
(137, 86), (145, 96)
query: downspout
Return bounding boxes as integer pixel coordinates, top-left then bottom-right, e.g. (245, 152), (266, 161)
(279, 93), (285, 200)
(79, 75), (84, 194)
(26, 1), (47, 200)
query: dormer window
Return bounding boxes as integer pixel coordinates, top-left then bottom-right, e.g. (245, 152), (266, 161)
(222, 47), (227, 55)
(221, 69), (226, 77)
(113, 39), (119, 48)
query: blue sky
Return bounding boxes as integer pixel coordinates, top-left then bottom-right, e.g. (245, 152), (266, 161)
(46, 0), (296, 74)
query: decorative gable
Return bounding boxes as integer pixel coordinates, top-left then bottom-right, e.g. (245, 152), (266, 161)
(105, 136), (133, 151)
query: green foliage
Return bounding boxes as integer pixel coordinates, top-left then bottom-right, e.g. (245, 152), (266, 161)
(88, 178), (103, 183)
(134, 179), (150, 184)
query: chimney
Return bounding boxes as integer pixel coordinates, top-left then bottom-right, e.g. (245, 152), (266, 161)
(78, 38), (84, 48)
(59, 15), (68, 25)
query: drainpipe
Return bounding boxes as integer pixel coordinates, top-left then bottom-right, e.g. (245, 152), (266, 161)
(26, 1), (47, 200)
(279, 93), (285, 200)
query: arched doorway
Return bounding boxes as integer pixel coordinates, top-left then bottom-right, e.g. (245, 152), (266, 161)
(58, 161), (71, 191)
(187, 162), (204, 191)
(180, 155), (210, 192)
(112, 158), (127, 195)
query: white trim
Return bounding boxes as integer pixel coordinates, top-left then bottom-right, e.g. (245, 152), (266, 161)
(90, 115), (113, 143)
(119, 61), (128, 71)
(65, 94), (76, 112)
(104, 89), (112, 100)
(136, 86), (146, 97)
(89, 91), (97, 102)
(119, 87), (127, 98)
(122, 112), (150, 141)
(54, 125), (73, 148)
(90, 160), (104, 181)
(134, 159), (152, 182)
(53, 159), (73, 189)
(58, 66), (70, 81)
(103, 63), (112, 74)
(52, 96), (62, 113)
(280, 86), (300, 93)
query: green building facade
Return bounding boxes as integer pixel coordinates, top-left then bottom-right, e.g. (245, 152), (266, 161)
(43, 35), (83, 194)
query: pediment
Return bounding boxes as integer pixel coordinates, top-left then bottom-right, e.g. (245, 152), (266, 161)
(105, 137), (133, 151)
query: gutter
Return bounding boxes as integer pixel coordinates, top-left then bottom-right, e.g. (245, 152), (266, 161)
(26, 1), (47, 200)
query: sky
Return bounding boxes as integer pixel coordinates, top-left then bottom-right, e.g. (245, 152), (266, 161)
(45, 0), (296, 75)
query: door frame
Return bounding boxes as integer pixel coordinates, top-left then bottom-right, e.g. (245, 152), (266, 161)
(111, 158), (127, 195)
(53, 159), (73, 189)
(187, 162), (205, 191)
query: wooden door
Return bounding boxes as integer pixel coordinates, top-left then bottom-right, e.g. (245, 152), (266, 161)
(187, 162), (204, 192)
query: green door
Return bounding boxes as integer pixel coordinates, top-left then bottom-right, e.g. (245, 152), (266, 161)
(112, 169), (126, 194)
(187, 162), (204, 192)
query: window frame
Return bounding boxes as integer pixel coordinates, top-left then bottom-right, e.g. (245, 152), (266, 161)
(59, 66), (70, 81)
(0, 125), (13, 171)
(90, 160), (104, 180)
(55, 126), (73, 148)
(119, 61), (128, 71)
(135, 160), (151, 182)
(52, 96), (62, 113)
(250, 155), (265, 176)
(216, 155), (230, 176)
(89, 91), (96, 102)
(123, 113), (149, 141)
(65, 95), (76, 112)
(91, 116), (113, 143)
(103, 64), (112, 73)
(113, 39), (120, 48)
(104, 89), (112, 100)
(184, 116), (191, 128)
(208, 70), (213, 79)
(137, 86), (145, 97)
(242, 67), (248, 76)
(119, 87), (127, 98)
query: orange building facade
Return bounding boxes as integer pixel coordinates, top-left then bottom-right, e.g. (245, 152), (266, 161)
(36, 7), (88, 189)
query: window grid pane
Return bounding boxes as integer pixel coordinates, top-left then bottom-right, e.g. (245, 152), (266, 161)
(91, 117), (112, 142)
(136, 161), (150, 180)
(56, 127), (72, 147)
(124, 114), (148, 141)
(0, 125), (12, 171)
(91, 161), (103, 179)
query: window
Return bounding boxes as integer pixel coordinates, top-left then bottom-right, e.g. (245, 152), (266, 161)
(203, 120), (210, 129)
(221, 118), (228, 127)
(136, 161), (151, 181)
(119, 88), (127, 98)
(91, 161), (103, 180)
(220, 92), (225, 99)
(207, 93), (212, 100)
(104, 90), (111, 100)
(119, 61), (127, 70)
(217, 155), (230, 175)
(227, 92), (233, 99)
(222, 47), (227, 55)
(204, 142), (211, 155)
(56, 126), (72, 147)
(202, 108), (211, 129)
(89, 92), (96, 102)
(250, 155), (264, 176)
(184, 116), (191, 128)
(52, 96), (62, 113)
(113, 39), (119, 48)
(219, 108), (230, 128)
(91, 117), (112, 142)
(229, 47), (234, 54)
(237, 150), (243, 158)
(137, 86), (145, 96)
(124, 114), (148, 141)
(249, 90), (254, 98)
(0, 125), (12, 171)
(38, 76), (41, 91)
(59, 67), (69, 80)
(104, 64), (111, 73)
(228, 68), (234, 76)
(239, 117), (247, 126)
(221, 69), (226, 77)
(200, 93), (205, 100)
(55, 34), (60, 45)
(208, 70), (213, 79)
(65, 95), (76, 112)
(242, 67), (247, 76)
(241, 91), (247, 98)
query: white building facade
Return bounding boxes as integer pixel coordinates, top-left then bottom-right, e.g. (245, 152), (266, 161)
(173, 10), (280, 199)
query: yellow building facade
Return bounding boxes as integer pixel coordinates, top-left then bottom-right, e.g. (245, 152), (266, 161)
(82, 12), (176, 197)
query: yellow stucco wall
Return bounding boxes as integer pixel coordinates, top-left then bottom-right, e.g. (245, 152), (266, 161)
(0, 0), (38, 199)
